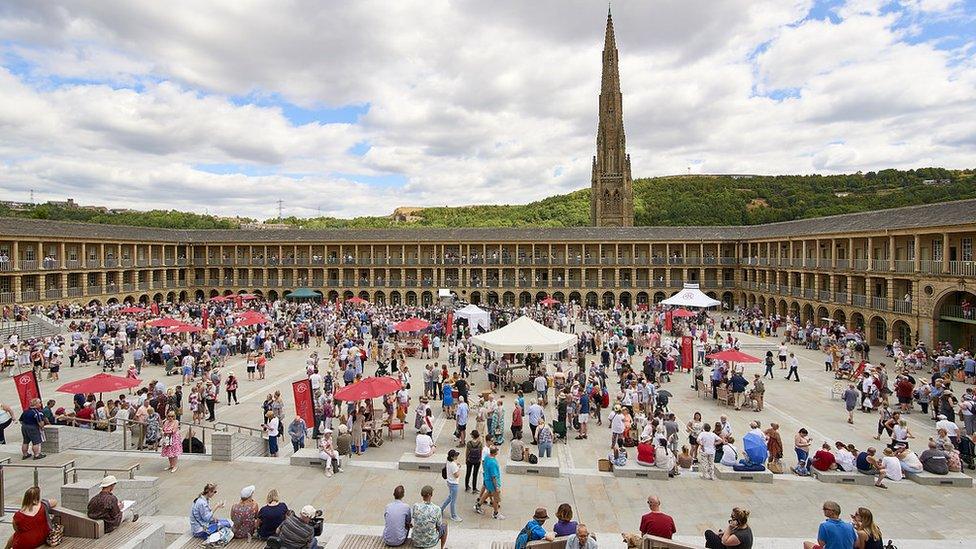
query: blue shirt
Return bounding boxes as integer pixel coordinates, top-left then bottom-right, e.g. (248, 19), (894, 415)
(257, 503), (288, 539)
(482, 456), (501, 488)
(190, 497), (214, 536)
(579, 394), (590, 414)
(817, 518), (856, 549)
(515, 520), (547, 549)
(456, 403), (468, 426)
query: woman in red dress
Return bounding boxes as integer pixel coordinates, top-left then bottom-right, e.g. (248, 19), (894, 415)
(7, 486), (55, 549)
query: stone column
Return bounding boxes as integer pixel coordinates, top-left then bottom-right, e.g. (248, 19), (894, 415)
(942, 233), (950, 273)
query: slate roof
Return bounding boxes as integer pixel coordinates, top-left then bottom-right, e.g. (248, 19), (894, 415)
(0, 199), (972, 244)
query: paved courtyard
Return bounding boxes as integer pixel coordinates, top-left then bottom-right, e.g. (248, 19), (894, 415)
(0, 323), (971, 547)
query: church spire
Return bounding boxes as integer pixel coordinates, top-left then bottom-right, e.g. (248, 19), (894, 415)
(591, 5), (634, 227)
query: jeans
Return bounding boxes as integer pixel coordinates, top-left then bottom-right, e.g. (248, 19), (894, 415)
(441, 482), (459, 519)
(795, 448), (809, 468)
(538, 441), (552, 458)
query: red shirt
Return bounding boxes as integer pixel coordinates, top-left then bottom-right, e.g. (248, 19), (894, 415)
(639, 511), (676, 539)
(812, 449), (836, 471)
(637, 443), (655, 464)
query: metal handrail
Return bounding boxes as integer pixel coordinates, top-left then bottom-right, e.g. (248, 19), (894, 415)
(0, 459), (76, 517)
(213, 420), (264, 436)
(54, 415), (220, 453)
(67, 463), (140, 483)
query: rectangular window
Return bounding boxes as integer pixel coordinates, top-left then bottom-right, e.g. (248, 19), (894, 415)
(933, 240), (943, 261)
(963, 238), (973, 261)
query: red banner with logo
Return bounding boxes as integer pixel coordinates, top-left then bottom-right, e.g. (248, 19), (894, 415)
(665, 310), (673, 332)
(681, 336), (694, 372)
(445, 312), (453, 338)
(150, 301), (159, 316)
(14, 370), (40, 411)
(292, 379), (315, 429)
(201, 307), (209, 329)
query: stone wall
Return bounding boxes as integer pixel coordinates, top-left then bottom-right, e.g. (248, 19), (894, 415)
(60, 475), (160, 517)
(42, 425), (126, 454)
(211, 431), (267, 461)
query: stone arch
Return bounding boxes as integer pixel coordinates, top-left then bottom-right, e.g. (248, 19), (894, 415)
(768, 297), (777, 314)
(138, 294), (149, 304)
(869, 316), (887, 345)
(568, 291), (581, 305)
(503, 291), (516, 307)
(359, 290), (370, 301)
(223, 289), (234, 296)
(619, 291), (632, 308)
(789, 301), (800, 319)
(88, 299), (102, 307)
(722, 291), (734, 310)
(552, 291), (566, 303)
(535, 291), (548, 302)
(123, 295), (135, 304)
(209, 289), (220, 298)
(706, 291), (718, 300)
(165, 291), (176, 302)
(602, 291), (615, 309)
(636, 291), (649, 306)
(802, 304), (814, 324)
(179, 290), (188, 302)
(653, 291), (665, 303)
(327, 290), (339, 302)
(933, 289), (976, 350)
(892, 319), (911, 345)
(817, 306), (829, 323)
(390, 291), (402, 305)
(406, 291), (417, 306)
(152, 293), (163, 303)
(422, 291), (433, 307)
(107, 297), (118, 305)
(470, 291), (481, 305)
(374, 291), (386, 305)
(519, 291), (532, 306)
(343, 290), (354, 300)
(850, 311), (865, 330)
(267, 290), (279, 301)
(487, 291), (499, 306)
(833, 309), (846, 325)
(250, 290), (263, 298)
(778, 299), (787, 317)
(585, 291), (598, 308)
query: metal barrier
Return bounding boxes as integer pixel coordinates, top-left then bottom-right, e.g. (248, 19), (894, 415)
(0, 459), (76, 518)
(213, 420), (265, 437)
(55, 416), (221, 454)
(66, 463), (140, 483)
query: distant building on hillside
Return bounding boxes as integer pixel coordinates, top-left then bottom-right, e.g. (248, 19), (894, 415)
(242, 222), (292, 230)
(391, 207), (424, 223)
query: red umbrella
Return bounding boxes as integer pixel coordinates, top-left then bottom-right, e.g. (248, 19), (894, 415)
(167, 324), (203, 333)
(235, 311), (270, 326)
(394, 317), (430, 332)
(671, 308), (696, 318)
(119, 306), (147, 314)
(148, 317), (184, 327)
(346, 296), (368, 304)
(705, 349), (762, 363)
(57, 373), (141, 395)
(240, 294), (259, 301)
(209, 295), (229, 302)
(539, 297), (560, 306)
(334, 376), (403, 401)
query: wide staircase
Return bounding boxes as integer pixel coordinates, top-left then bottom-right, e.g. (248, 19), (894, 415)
(0, 314), (65, 341)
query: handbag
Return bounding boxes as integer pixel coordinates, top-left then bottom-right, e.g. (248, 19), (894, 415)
(43, 501), (63, 546)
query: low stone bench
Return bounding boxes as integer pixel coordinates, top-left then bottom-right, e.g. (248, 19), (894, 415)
(715, 464), (773, 484)
(338, 534), (412, 548)
(57, 520), (165, 549)
(906, 470), (974, 488)
(290, 448), (322, 466)
(398, 452), (446, 472)
(613, 462), (670, 480)
(812, 468), (875, 486)
(642, 534), (703, 548)
(505, 457), (560, 477)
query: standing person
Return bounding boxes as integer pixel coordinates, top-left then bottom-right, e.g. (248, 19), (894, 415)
(852, 507), (884, 549)
(786, 353), (800, 382)
(19, 398), (46, 460)
(455, 396), (469, 446)
(639, 495), (676, 539)
(696, 424), (721, 480)
(475, 446), (504, 520)
(204, 382), (217, 422)
(411, 485), (447, 549)
(0, 401), (14, 444)
(763, 351), (774, 379)
(288, 416), (307, 453)
(704, 507), (753, 549)
(160, 410), (182, 472)
(536, 420), (554, 458)
(226, 373), (239, 405)
(440, 450), (462, 522)
(778, 343), (788, 369)
(464, 430), (483, 493)
(842, 384), (859, 424)
(264, 411), (280, 458)
(802, 501), (856, 549)
(794, 428), (813, 475)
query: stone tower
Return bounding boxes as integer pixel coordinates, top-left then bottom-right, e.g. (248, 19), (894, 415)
(590, 7), (634, 227)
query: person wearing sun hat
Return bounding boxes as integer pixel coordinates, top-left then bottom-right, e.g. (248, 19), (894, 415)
(87, 475), (138, 533)
(515, 507), (555, 549)
(318, 427), (341, 476)
(231, 485), (258, 539)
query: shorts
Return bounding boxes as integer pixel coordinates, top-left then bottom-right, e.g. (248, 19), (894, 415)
(578, 414), (589, 424)
(897, 396), (910, 404)
(483, 480), (499, 493)
(22, 424), (42, 445)
(247, 366), (256, 373)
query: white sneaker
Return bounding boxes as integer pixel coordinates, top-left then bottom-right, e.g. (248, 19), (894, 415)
(493, 513), (505, 520)
(451, 516), (463, 522)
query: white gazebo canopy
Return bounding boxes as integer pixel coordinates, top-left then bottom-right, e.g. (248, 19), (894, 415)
(455, 304), (491, 333)
(660, 283), (721, 308)
(470, 315), (577, 353)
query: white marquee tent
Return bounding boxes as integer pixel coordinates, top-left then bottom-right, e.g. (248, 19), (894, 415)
(470, 315), (577, 353)
(660, 283), (721, 308)
(455, 304), (491, 333)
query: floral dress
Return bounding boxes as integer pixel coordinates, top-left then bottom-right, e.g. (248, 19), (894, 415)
(160, 419), (183, 458)
(144, 412), (161, 446)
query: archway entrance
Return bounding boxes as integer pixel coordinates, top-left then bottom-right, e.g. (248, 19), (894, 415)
(935, 290), (976, 350)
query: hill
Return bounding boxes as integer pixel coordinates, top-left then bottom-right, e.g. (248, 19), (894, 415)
(1, 167), (972, 229)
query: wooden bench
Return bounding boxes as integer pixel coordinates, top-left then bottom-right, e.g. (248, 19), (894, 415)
(812, 468), (874, 486)
(398, 452), (447, 472)
(53, 507), (104, 539)
(526, 536), (571, 549)
(290, 448), (322, 466)
(642, 534), (703, 548)
(505, 457), (560, 477)
(715, 464), (773, 484)
(906, 470), (974, 488)
(612, 462), (670, 480)
(56, 521), (165, 549)
(172, 534), (268, 549)
(339, 534), (412, 548)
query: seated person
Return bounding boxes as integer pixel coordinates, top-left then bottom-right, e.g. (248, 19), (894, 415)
(277, 505), (320, 549)
(636, 441), (655, 466)
(87, 476), (138, 534)
(231, 485), (258, 540)
(189, 483), (228, 539)
(335, 424), (353, 457)
(653, 435), (677, 473)
(608, 446), (628, 467)
(896, 448), (923, 474)
(256, 490), (288, 540)
(833, 442), (856, 472)
(382, 486), (412, 547)
(919, 440), (949, 475)
(719, 436), (740, 467)
(318, 429), (341, 476)
(811, 443), (837, 471)
(677, 446), (693, 470)
(880, 448), (904, 481)
(945, 443), (963, 473)
(415, 427), (435, 457)
(510, 434), (528, 462)
(9, 487), (56, 549)
(856, 448), (878, 475)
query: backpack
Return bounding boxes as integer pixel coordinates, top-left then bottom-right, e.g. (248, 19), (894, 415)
(528, 453), (538, 464)
(441, 466), (447, 479)
(466, 442), (482, 464)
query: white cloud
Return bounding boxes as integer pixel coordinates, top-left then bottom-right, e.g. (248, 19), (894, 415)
(0, 0), (973, 219)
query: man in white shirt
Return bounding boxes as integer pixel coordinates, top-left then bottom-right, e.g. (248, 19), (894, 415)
(785, 353), (800, 382)
(696, 424), (721, 480)
(309, 371), (323, 392)
(935, 415), (960, 444)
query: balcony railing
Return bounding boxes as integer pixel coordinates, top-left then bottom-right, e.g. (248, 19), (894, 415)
(21, 290), (38, 302)
(851, 259), (868, 270)
(852, 294), (867, 306)
(67, 287), (83, 297)
(121, 283), (134, 292)
(0, 292), (14, 304)
(919, 260), (941, 274)
(87, 259), (101, 269)
(104, 259), (118, 268)
(949, 261), (976, 277)
(45, 288), (62, 299)
(870, 296), (888, 310)
(66, 259), (80, 269)
(804, 288), (815, 299)
(893, 300), (912, 314)
(120, 259), (133, 267)
(835, 259), (849, 270)
(892, 260), (913, 273)
(836, 292), (849, 304)
(819, 290), (831, 302)
(20, 260), (38, 270)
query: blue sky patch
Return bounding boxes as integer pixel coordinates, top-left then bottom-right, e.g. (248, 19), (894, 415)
(331, 172), (407, 188)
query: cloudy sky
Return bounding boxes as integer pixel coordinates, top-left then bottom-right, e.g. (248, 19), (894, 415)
(0, 0), (973, 219)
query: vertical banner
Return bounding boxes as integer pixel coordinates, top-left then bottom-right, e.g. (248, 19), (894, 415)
(665, 310), (673, 332)
(445, 312), (453, 338)
(14, 370), (40, 411)
(150, 301), (159, 316)
(201, 307), (209, 329)
(235, 295), (243, 309)
(292, 379), (315, 428)
(681, 336), (694, 372)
